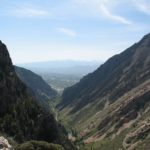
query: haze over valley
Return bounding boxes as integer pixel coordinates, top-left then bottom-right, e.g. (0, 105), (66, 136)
(18, 60), (101, 93)
(0, 0), (150, 150)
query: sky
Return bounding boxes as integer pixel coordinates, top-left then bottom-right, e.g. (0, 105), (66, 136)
(0, 0), (150, 64)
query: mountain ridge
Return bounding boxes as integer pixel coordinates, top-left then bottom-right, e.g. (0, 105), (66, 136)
(0, 41), (76, 150)
(15, 66), (57, 110)
(59, 33), (150, 150)
(60, 33), (150, 112)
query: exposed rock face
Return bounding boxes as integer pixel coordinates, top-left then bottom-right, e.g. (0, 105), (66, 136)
(0, 41), (76, 150)
(59, 33), (150, 149)
(0, 137), (13, 150)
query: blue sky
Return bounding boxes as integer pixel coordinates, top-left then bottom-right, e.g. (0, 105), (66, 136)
(0, 0), (150, 64)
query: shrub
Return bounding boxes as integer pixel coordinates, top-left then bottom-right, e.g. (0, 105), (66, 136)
(15, 140), (64, 150)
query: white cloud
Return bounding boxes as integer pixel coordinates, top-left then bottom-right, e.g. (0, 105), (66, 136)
(136, 3), (150, 16)
(73, 0), (132, 25)
(11, 6), (50, 18)
(57, 27), (77, 37)
(99, 4), (132, 25)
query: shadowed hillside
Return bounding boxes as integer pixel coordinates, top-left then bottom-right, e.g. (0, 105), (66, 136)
(0, 41), (76, 150)
(15, 66), (57, 110)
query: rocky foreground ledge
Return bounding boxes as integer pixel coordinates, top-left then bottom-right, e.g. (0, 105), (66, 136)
(0, 137), (13, 150)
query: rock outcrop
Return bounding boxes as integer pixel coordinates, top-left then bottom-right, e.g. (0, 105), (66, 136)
(0, 137), (13, 150)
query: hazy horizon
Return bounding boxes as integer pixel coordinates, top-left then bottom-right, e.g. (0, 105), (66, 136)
(16, 59), (102, 65)
(1, 0), (150, 64)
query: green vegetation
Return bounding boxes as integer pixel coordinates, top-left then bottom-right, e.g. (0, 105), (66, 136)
(136, 137), (150, 150)
(0, 42), (77, 150)
(15, 66), (57, 110)
(1, 34), (150, 150)
(79, 129), (130, 150)
(44, 73), (80, 94)
(15, 141), (64, 150)
(58, 34), (150, 150)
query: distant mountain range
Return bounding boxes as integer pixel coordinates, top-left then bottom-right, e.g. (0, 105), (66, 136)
(18, 60), (101, 76)
(59, 33), (150, 150)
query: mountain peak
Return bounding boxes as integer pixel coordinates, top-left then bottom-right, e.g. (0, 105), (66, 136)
(0, 41), (13, 73)
(139, 33), (150, 46)
(142, 32), (150, 39)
